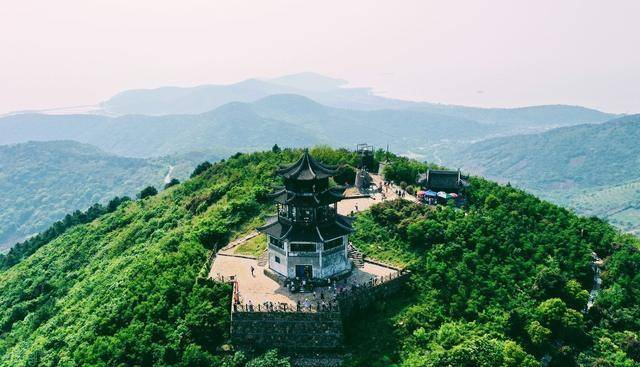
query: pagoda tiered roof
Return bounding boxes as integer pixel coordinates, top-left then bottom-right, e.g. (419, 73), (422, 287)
(258, 215), (354, 243)
(268, 186), (346, 206)
(277, 151), (338, 181)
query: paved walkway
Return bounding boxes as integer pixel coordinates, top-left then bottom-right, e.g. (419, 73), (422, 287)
(209, 254), (397, 309)
(339, 173), (418, 215)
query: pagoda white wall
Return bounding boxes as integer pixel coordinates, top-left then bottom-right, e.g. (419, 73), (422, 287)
(268, 237), (351, 279)
(285, 245), (322, 278)
(269, 250), (287, 276)
(319, 236), (350, 278)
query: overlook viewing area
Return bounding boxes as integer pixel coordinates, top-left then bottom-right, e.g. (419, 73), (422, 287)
(210, 251), (400, 312)
(208, 170), (409, 312)
(206, 151), (413, 357)
(208, 156), (412, 312)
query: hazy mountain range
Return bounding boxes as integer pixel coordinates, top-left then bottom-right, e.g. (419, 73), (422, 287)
(0, 94), (496, 158)
(446, 114), (640, 234)
(0, 72), (636, 250)
(99, 72), (615, 130)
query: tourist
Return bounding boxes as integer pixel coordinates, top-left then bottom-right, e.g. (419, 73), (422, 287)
(250, 266), (255, 277)
(296, 300), (301, 312)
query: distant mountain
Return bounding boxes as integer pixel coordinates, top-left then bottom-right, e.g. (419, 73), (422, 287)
(98, 72), (616, 131)
(98, 72), (417, 115)
(268, 72), (349, 91)
(413, 103), (615, 129)
(448, 114), (640, 232)
(0, 94), (494, 158)
(453, 114), (640, 190)
(0, 141), (216, 250)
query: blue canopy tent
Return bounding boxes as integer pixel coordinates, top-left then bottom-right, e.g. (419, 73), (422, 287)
(424, 190), (437, 197)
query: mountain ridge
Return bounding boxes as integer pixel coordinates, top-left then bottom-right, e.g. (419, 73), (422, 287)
(447, 113), (640, 233)
(0, 94), (493, 158)
(0, 140), (217, 250)
(0, 148), (638, 366)
(96, 73), (618, 123)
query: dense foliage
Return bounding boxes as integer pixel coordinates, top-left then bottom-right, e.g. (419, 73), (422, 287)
(0, 141), (218, 252)
(346, 178), (640, 366)
(1, 147), (638, 367)
(381, 155), (441, 187)
(0, 149), (304, 366)
(0, 196), (130, 271)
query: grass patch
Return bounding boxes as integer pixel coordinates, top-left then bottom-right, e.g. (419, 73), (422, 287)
(234, 233), (267, 257)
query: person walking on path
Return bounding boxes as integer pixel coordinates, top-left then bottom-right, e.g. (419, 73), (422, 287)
(250, 266), (255, 277)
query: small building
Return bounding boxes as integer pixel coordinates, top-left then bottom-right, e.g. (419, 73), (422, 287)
(417, 169), (469, 193)
(355, 143), (375, 192)
(258, 151), (354, 280)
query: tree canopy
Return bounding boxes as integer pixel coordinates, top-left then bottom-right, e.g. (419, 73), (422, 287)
(0, 148), (638, 367)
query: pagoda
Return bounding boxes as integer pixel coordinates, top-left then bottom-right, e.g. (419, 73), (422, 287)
(258, 151), (354, 280)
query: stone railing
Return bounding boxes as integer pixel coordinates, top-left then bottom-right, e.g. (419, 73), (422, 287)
(231, 267), (408, 315)
(337, 268), (410, 319)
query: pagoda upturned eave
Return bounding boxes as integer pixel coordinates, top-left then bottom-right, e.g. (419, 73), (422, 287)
(276, 151), (339, 181)
(268, 186), (346, 206)
(257, 215), (354, 243)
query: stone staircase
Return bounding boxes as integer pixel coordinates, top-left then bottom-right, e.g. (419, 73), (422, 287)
(348, 243), (365, 268)
(257, 251), (268, 266)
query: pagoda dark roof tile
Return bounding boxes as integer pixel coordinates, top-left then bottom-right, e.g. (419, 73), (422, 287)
(277, 151), (338, 180)
(318, 215), (354, 241)
(270, 186), (346, 206)
(258, 215), (353, 243)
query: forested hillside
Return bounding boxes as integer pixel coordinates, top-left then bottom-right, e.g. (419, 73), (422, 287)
(449, 114), (640, 233)
(0, 141), (214, 251)
(453, 114), (640, 190)
(0, 148), (638, 366)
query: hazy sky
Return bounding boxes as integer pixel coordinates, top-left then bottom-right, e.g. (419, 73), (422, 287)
(1, 0), (639, 114)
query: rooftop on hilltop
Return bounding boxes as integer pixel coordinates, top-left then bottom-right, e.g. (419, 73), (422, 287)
(277, 150), (339, 181)
(417, 168), (469, 192)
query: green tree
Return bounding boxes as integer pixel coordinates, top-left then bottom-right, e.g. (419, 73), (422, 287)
(190, 161), (212, 178)
(165, 178), (180, 189)
(137, 185), (158, 199)
(246, 350), (291, 367)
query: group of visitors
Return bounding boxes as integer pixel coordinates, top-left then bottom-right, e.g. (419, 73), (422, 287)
(232, 297), (340, 313)
(232, 272), (402, 313)
(296, 297), (338, 312)
(379, 180), (410, 201)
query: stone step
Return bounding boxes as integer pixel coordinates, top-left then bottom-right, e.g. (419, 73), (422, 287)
(257, 251), (268, 266)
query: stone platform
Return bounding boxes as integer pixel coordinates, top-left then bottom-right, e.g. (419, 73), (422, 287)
(209, 254), (398, 310)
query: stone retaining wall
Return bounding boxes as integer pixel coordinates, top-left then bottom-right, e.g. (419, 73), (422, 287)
(229, 268), (410, 353)
(231, 310), (344, 352)
(337, 269), (410, 319)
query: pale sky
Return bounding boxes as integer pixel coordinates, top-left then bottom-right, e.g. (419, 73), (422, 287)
(1, 0), (639, 114)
